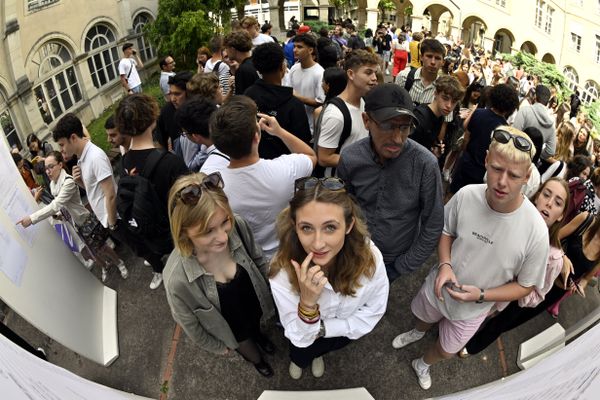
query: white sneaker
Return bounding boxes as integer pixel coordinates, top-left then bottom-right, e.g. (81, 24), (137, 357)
(83, 259), (94, 270)
(150, 272), (163, 290)
(392, 329), (424, 349)
(385, 69), (390, 75)
(117, 262), (129, 279)
(289, 361), (303, 380)
(101, 267), (108, 283)
(143, 260), (152, 267)
(311, 356), (325, 378)
(411, 359), (432, 390)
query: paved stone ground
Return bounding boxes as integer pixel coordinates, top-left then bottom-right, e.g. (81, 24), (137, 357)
(4, 246), (600, 399)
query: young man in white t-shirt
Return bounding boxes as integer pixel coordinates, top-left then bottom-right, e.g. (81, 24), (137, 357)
(392, 127), (548, 390)
(317, 50), (379, 170)
(288, 34), (326, 135)
(209, 96), (316, 260)
(119, 43), (144, 94)
(240, 15), (274, 47)
(52, 113), (129, 282)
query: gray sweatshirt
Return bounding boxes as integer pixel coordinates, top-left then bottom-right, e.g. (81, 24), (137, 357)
(513, 103), (556, 160)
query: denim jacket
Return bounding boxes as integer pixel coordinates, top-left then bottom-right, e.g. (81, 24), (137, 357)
(163, 215), (275, 354)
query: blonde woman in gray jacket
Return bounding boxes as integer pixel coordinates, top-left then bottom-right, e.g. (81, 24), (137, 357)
(164, 172), (276, 377)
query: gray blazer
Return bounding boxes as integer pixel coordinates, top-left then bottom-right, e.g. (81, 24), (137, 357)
(163, 215), (275, 354)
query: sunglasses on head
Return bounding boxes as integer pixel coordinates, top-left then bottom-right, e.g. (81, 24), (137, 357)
(294, 177), (345, 193)
(175, 172), (224, 208)
(491, 129), (533, 159)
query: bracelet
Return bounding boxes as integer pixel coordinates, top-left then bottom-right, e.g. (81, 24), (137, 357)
(298, 310), (320, 324)
(475, 288), (485, 303)
(298, 303), (320, 319)
(438, 262), (452, 270)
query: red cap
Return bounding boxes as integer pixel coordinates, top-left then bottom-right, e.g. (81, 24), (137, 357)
(298, 25), (310, 34)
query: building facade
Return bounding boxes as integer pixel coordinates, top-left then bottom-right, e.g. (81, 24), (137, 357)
(0, 0), (158, 151)
(262, 0), (599, 104)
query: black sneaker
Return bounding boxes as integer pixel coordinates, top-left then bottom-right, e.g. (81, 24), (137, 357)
(254, 360), (274, 377)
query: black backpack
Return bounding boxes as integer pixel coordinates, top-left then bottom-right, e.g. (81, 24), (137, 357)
(312, 97), (352, 178)
(117, 150), (172, 254)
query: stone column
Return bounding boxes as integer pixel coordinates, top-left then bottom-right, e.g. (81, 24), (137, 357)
(319, 5), (329, 23)
(365, 8), (379, 30)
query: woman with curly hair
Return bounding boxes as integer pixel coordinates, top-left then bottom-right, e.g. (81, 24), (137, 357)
(269, 177), (389, 380)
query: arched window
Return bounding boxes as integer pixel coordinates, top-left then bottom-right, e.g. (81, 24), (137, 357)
(32, 42), (82, 124)
(133, 13), (155, 62)
(85, 24), (120, 89)
(582, 81), (600, 105)
(563, 66), (579, 92)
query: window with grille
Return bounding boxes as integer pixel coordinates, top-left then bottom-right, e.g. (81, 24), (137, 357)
(535, 0), (544, 28)
(545, 6), (553, 34)
(582, 81), (599, 105)
(570, 33), (582, 52)
(133, 13), (155, 62)
(563, 67), (579, 91)
(0, 109), (22, 151)
(84, 24), (120, 89)
(31, 42), (82, 124)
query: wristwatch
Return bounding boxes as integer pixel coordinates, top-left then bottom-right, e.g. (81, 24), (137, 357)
(475, 288), (485, 304)
(317, 319), (326, 338)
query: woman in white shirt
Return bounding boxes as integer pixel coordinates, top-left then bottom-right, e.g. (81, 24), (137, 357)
(17, 151), (128, 282)
(269, 177), (389, 380)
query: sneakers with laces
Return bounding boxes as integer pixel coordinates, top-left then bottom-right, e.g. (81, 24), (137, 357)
(392, 329), (425, 349)
(101, 267), (108, 283)
(411, 359), (432, 390)
(83, 258), (94, 270)
(311, 356), (325, 378)
(289, 361), (303, 379)
(117, 262), (129, 279)
(150, 272), (163, 290)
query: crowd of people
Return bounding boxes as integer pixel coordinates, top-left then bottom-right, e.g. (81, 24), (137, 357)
(10, 15), (600, 390)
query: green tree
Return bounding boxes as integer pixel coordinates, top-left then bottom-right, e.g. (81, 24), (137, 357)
(146, 0), (245, 70)
(378, 0), (396, 15)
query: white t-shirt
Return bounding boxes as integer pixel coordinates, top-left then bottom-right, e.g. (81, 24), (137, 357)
(199, 145), (230, 174)
(220, 154), (314, 259)
(423, 184), (548, 320)
(318, 98), (368, 151)
(118, 58), (141, 89)
(288, 62), (325, 134)
(78, 141), (117, 228)
(159, 71), (175, 97)
(252, 33), (274, 47)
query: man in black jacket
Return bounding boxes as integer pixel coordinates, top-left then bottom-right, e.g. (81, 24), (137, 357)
(244, 42), (311, 159)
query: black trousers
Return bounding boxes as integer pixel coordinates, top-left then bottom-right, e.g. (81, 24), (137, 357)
(465, 285), (567, 355)
(112, 222), (167, 273)
(0, 321), (47, 361)
(289, 336), (351, 368)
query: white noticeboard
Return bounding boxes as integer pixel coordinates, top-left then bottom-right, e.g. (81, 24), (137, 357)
(0, 136), (118, 366)
(0, 334), (150, 400)
(437, 321), (600, 400)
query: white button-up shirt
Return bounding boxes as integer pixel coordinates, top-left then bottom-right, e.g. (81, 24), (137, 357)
(269, 241), (389, 348)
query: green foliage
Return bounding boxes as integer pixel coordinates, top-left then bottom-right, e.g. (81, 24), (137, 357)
(378, 0), (396, 12)
(583, 101), (600, 136)
(145, 0), (217, 71)
(304, 21), (331, 33)
(502, 51), (570, 102)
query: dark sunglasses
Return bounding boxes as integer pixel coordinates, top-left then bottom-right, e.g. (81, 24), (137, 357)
(175, 172), (224, 207)
(294, 177), (345, 193)
(368, 114), (414, 134)
(491, 129), (533, 159)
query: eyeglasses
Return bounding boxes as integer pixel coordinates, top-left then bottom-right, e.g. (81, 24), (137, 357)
(45, 163), (58, 171)
(175, 172), (224, 208)
(368, 114), (414, 134)
(491, 129), (533, 159)
(294, 177), (345, 193)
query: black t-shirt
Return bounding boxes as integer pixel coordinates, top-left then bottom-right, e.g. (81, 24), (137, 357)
(121, 149), (189, 212)
(156, 102), (180, 149)
(410, 104), (444, 150)
(235, 57), (259, 95)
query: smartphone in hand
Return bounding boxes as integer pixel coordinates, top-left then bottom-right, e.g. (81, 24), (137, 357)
(444, 281), (468, 293)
